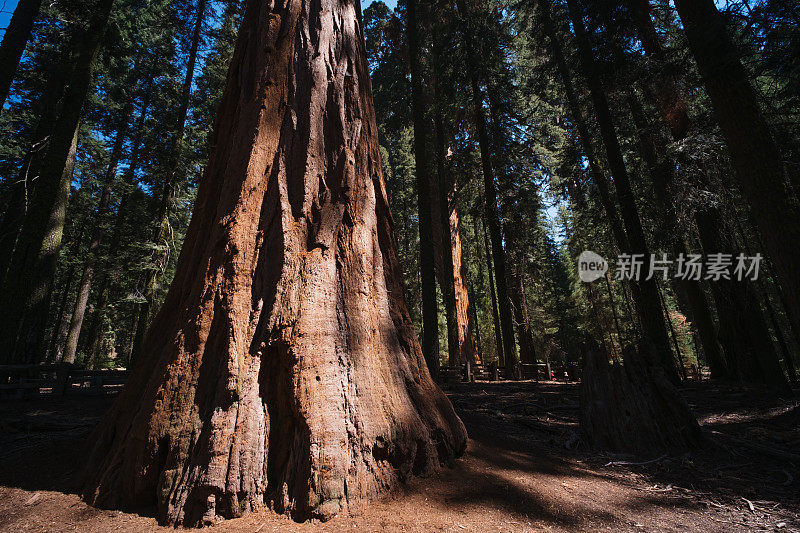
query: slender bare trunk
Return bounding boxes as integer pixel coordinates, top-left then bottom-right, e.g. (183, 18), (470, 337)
(0, 0), (44, 110)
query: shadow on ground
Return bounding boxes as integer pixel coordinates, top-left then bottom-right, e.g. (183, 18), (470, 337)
(0, 380), (797, 531)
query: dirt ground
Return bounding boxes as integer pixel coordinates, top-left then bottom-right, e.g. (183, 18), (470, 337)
(1, 380), (798, 532)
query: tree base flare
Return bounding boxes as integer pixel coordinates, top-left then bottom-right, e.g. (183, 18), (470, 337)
(580, 341), (703, 454)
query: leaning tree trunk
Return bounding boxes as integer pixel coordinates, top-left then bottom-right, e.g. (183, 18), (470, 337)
(564, 0), (679, 384)
(624, 89), (728, 378)
(0, 0), (44, 110)
(82, 0), (467, 526)
(673, 0), (800, 357)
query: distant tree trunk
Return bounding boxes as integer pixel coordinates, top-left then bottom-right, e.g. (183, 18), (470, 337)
(468, 283), (483, 360)
(130, 0), (209, 364)
(480, 216), (504, 365)
(695, 207), (791, 395)
(734, 222), (798, 382)
(432, 114), (461, 368)
(82, 0), (466, 524)
(0, 0), (44, 110)
(87, 73), (155, 366)
(47, 263), (76, 362)
(470, 76), (518, 375)
(624, 89), (727, 378)
(451, 210), (481, 365)
(62, 109), (132, 366)
(0, 0), (116, 364)
(511, 267), (536, 365)
(564, 0), (679, 383)
(456, 0), (518, 377)
(431, 115), (480, 366)
(406, 0), (440, 378)
(673, 0), (800, 357)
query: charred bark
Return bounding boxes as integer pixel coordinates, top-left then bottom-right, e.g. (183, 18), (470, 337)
(82, 0), (467, 525)
(580, 340), (704, 454)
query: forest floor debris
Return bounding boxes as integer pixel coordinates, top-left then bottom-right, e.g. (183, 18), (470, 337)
(0, 380), (797, 532)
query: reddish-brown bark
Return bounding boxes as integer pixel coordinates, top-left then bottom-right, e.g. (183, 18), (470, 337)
(430, 168), (481, 366)
(82, 0), (467, 525)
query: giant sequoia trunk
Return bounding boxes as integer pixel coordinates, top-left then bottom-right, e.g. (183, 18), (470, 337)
(82, 0), (467, 525)
(456, 0), (518, 376)
(431, 117), (480, 367)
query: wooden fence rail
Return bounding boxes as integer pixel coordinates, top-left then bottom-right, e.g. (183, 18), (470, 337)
(438, 362), (580, 383)
(2, 360), (587, 398)
(0, 364), (129, 399)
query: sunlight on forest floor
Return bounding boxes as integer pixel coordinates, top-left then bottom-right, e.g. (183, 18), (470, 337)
(0, 381), (797, 532)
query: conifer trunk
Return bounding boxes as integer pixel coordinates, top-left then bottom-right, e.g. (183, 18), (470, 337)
(407, 0), (440, 378)
(63, 97), (135, 365)
(695, 207), (791, 395)
(564, 0), (679, 383)
(0, 0), (116, 364)
(433, 115), (461, 368)
(130, 0), (209, 364)
(431, 115), (480, 366)
(82, 0), (466, 525)
(0, 63), (69, 284)
(87, 74), (155, 365)
(673, 0), (800, 358)
(480, 216), (504, 366)
(0, 0), (44, 110)
(624, 89), (727, 378)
